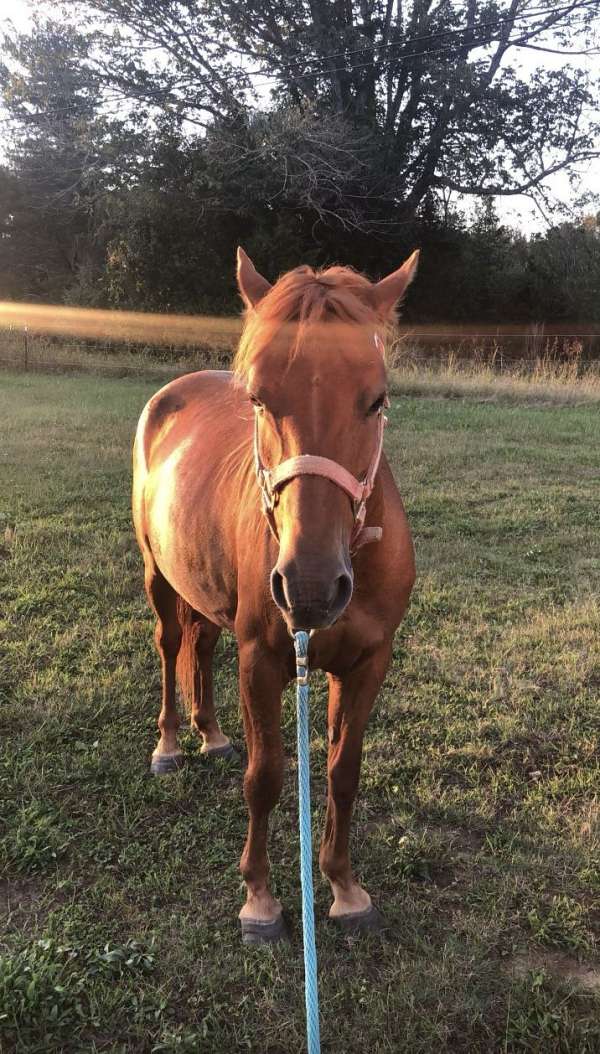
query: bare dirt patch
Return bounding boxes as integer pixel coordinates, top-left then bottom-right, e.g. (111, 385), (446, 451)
(512, 950), (600, 993)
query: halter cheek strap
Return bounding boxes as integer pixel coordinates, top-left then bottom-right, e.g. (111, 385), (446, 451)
(253, 406), (387, 554)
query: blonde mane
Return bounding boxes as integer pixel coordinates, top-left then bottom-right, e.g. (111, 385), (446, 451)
(234, 264), (385, 380)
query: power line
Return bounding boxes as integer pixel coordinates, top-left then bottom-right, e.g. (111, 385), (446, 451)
(0, 4), (598, 124)
(247, 13), (600, 91)
(240, 0), (600, 84)
(29, 6), (600, 119)
(231, 0), (598, 74)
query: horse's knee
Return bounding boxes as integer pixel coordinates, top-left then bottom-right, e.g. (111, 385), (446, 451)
(244, 752), (284, 813)
(328, 756), (359, 813)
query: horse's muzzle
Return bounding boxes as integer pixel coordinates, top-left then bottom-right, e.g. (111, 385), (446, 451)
(270, 557), (354, 631)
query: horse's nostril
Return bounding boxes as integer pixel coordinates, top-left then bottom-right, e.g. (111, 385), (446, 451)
(270, 568), (287, 611)
(332, 571), (353, 613)
(270, 563), (353, 626)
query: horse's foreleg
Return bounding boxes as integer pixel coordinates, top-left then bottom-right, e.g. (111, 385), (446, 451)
(237, 642), (287, 940)
(320, 642), (391, 926)
(146, 564), (184, 774)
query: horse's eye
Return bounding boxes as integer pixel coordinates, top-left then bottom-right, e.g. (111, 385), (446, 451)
(367, 393), (386, 416)
(249, 393), (263, 410)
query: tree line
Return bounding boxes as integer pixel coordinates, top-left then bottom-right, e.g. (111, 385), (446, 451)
(0, 3), (599, 322)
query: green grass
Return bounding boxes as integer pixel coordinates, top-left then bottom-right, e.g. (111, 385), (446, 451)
(0, 370), (599, 1053)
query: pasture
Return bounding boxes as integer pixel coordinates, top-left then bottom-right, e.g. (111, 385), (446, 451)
(1, 369), (599, 1053)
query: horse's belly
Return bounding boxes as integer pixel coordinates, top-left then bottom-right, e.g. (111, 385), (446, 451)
(149, 523), (238, 630)
(144, 446), (239, 630)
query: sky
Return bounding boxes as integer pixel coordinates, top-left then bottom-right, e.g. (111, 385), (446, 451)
(2, 0), (599, 233)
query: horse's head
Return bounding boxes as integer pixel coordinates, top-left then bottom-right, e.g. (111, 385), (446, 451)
(236, 249), (419, 632)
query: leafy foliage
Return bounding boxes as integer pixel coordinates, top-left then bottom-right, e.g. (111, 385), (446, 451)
(0, 3), (599, 315)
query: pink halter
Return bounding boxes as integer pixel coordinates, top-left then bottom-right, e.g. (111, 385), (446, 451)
(253, 401), (388, 554)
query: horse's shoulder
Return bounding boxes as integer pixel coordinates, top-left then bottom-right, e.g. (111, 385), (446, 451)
(135, 370), (236, 476)
(144, 370), (232, 431)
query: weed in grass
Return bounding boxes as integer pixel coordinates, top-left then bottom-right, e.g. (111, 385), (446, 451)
(504, 970), (600, 1053)
(527, 895), (593, 955)
(0, 935), (157, 1053)
(0, 803), (72, 875)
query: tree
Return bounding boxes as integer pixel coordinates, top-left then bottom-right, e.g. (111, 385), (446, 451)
(38, 0), (600, 234)
(1, 3), (599, 318)
(528, 218), (600, 321)
(0, 20), (150, 301)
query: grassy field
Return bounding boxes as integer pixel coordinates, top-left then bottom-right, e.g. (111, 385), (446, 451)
(0, 369), (599, 1053)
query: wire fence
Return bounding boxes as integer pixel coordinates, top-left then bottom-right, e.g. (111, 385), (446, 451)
(1, 325), (599, 380)
(0, 329), (232, 379)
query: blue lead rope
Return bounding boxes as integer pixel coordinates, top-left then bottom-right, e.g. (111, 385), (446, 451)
(293, 630), (321, 1054)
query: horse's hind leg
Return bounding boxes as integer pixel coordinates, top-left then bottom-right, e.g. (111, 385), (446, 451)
(145, 562), (184, 775)
(178, 609), (235, 758)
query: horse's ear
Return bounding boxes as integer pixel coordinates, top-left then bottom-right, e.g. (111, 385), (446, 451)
(373, 250), (420, 317)
(236, 247), (272, 308)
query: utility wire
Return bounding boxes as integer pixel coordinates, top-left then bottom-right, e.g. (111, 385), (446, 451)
(0, 4), (598, 123)
(228, 0), (598, 72)
(240, 0), (600, 83)
(248, 11), (600, 90)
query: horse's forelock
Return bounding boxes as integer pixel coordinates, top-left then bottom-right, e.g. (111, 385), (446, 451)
(233, 265), (380, 382)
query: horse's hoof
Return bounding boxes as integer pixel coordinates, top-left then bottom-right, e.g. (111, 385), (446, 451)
(331, 903), (386, 934)
(150, 752), (185, 775)
(202, 742), (241, 763)
(241, 913), (289, 945)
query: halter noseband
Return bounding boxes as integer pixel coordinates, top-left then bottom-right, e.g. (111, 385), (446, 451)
(253, 336), (388, 554)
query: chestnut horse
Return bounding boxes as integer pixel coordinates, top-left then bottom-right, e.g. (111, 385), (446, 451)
(132, 248), (418, 942)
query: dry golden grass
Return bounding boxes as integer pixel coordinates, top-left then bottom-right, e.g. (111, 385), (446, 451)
(1, 322), (599, 405)
(0, 330), (230, 377)
(0, 302), (241, 346)
(388, 338), (600, 405)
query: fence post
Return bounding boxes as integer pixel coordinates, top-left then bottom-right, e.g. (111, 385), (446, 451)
(23, 327), (29, 372)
